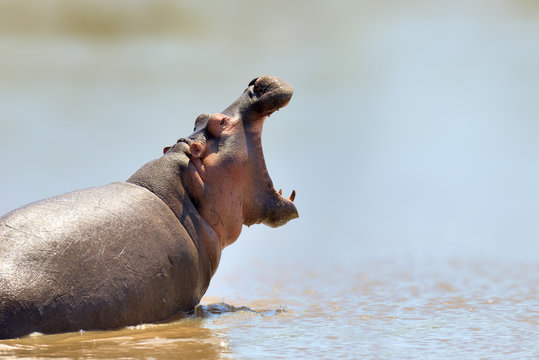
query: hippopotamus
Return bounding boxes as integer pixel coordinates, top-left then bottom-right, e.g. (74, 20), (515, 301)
(0, 76), (298, 339)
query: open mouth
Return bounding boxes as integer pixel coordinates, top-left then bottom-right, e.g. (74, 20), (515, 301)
(240, 76), (299, 228)
(262, 151), (299, 227)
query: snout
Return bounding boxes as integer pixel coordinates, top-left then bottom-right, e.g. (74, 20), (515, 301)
(222, 76), (293, 119)
(248, 76), (294, 116)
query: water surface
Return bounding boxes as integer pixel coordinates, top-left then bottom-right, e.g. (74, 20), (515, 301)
(1, 257), (537, 359)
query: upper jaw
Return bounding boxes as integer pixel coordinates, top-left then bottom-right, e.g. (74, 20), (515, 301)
(223, 75), (294, 120)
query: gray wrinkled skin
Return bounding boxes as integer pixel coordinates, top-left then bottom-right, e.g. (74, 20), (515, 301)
(0, 183), (205, 338)
(0, 76), (297, 339)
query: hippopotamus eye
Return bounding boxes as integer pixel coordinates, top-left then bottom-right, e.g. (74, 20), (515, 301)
(219, 116), (232, 127)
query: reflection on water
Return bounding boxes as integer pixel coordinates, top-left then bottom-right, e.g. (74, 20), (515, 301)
(0, 318), (227, 360)
(0, 302), (283, 359)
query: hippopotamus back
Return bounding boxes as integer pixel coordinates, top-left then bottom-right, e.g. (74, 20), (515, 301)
(0, 182), (204, 338)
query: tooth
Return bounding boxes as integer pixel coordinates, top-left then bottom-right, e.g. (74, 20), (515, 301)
(289, 190), (296, 202)
(278, 189), (282, 195)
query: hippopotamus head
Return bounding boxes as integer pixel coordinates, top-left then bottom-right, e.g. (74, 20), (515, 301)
(165, 76), (298, 247)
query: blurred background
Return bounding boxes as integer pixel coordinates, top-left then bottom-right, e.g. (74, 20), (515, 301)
(1, 0), (538, 273)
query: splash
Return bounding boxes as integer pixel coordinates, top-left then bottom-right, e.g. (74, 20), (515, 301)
(193, 302), (286, 318)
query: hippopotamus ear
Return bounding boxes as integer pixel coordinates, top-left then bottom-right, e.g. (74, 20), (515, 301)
(163, 146), (172, 155)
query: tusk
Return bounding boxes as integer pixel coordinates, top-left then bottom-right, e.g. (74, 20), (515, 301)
(289, 190), (296, 202)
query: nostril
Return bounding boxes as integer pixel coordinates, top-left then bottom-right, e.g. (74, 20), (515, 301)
(248, 77), (259, 87)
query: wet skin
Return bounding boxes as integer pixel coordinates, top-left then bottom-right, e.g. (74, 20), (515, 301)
(0, 76), (298, 339)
